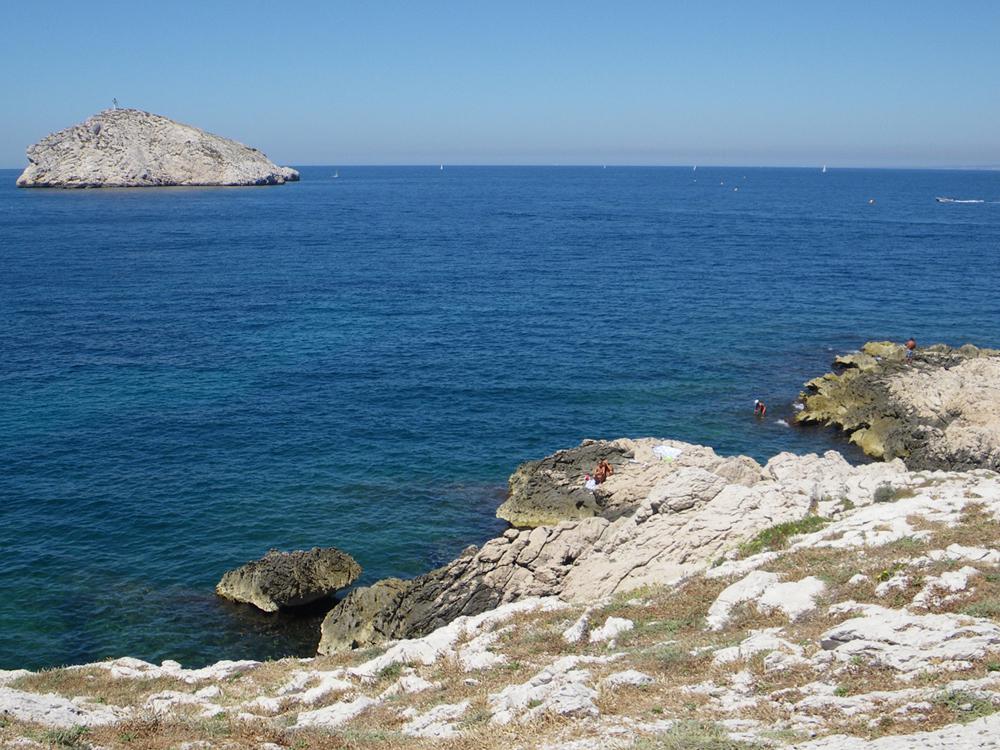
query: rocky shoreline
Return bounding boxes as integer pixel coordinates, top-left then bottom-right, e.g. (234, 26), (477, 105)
(3, 341), (1000, 749)
(796, 341), (1000, 471)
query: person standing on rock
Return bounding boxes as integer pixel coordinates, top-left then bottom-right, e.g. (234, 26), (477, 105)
(905, 338), (917, 361)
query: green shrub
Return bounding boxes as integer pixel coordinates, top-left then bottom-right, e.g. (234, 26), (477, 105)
(873, 483), (895, 503)
(738, 516), (829, 558)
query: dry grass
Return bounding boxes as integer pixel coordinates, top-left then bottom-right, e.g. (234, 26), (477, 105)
(10, 667), (192, 709)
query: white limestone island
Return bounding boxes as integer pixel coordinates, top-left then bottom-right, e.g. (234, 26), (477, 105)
(16, 108), (299, 188)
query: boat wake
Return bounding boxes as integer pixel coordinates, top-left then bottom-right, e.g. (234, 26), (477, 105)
(936, 197), (986, 204)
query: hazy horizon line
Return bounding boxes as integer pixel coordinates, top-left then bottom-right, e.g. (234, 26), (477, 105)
(3, 163), (999, 172)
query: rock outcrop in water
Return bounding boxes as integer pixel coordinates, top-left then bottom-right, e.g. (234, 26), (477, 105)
(796, 341), (1000, 471)
(216, 547), (361, 612)
(496, 438), (761, 528)
(317, 439), (902, 653)
(16, 108), (299, 188)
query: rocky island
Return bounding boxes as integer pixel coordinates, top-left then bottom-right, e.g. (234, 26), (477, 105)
(3, 343), (1000, 749)
(15, 109), (299, 188)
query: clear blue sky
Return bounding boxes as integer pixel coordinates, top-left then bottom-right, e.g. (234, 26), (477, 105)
(3, 1), (999, 168)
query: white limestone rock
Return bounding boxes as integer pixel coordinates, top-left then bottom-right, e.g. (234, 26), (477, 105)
(380, 673), (436, 697)
(588, 617), (634, 644)
(706, 571), (779, 630)
(489, 656), (604, 724)
(0, 687), (125, 728)
(927, 544), (1000, 565)
(98, 656), (260, 683)
(912, 566), (981, 609)
(792, 711), (1000, 748)
(17, 109), (299, 188)
(713, 627), (803, 665)
(0, 670), (31, 687)
(145, 690), (223, 718)
(819, 605), (1000, 676)
(292, 695), (379, 729)
(601, 670), (655, 689)
(401, 700), (470, 738)
(757, 576), (826, 621)
(348, 596), (568, 679)
(875, 572), (910, 598)
(563, 606), (597, 644)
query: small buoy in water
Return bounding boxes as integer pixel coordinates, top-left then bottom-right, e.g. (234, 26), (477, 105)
(720, 181), (725, 186)
(868, 198), (876, 205)
(733, 187), (739, 192)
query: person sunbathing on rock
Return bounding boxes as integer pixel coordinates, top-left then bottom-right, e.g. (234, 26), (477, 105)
(594, 459), (614, 484)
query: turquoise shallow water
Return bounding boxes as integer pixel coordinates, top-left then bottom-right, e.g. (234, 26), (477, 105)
(1, 166), (999, 669)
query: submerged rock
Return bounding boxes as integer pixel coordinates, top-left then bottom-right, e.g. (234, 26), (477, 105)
(216, 547), (360, 612)
(797, 341), (1000, 470)
(16, 108), (299, 188)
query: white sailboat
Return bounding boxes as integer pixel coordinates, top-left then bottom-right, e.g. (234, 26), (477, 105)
(439, 164), (444, 171)
(821, 165), (827, 173)
(333, 169), (339, 179)
(693, 165), (697, 172)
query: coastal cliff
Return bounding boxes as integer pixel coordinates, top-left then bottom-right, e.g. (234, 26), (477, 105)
(796, 341), (1000, 471)
(16, 109), (299, 188)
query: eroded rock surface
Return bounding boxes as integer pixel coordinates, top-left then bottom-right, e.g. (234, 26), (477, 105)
(216, 547), (361, 612)
(797, 341), (1000, 470)
(17, 108), (299, 188)
(319, 443), (912, 653)
(496, 438), (761, 528)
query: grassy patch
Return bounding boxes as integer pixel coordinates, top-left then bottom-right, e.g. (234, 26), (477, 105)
(960, 600), (1000, 619)
(933, 689), (996, 722)
(10, 668), (192, 709)
(737, 516), (829, 558)
(40, 725), (90, 749)
(632, 720), (767, 749)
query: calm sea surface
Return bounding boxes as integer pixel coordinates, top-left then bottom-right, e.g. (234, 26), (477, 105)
(2, 166), (999, 669)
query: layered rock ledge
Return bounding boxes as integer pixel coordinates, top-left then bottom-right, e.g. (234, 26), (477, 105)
(216, 547), (361, 612)
(318, 439), (899, 653)
(16, 108), (299, 188)
(796, 341), (1000, 471)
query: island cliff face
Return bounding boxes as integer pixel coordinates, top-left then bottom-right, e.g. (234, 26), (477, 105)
(16, 108), (299, 188)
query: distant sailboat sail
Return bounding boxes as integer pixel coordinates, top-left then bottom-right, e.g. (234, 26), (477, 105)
(439, 164), (444, 171)
(822, 165), (827, 173)
(693, 165), (697, 172)
(333, 170), (339, 179)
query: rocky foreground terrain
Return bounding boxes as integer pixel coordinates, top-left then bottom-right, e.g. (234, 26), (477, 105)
(16, 109), (299, 188)
(796, 341), (1000, 471)
(4, 438), (1000, 749)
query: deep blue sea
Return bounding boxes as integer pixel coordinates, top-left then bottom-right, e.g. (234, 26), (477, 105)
(2, 166), (999, 670)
